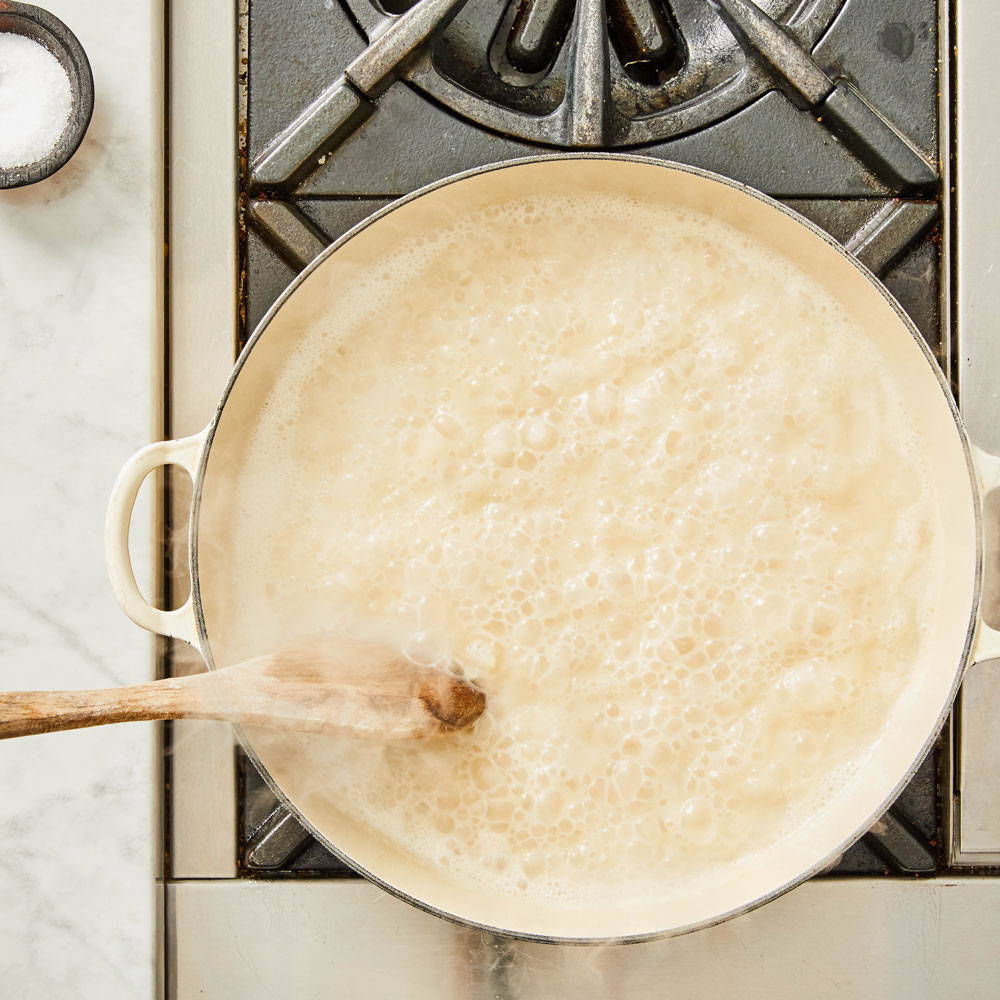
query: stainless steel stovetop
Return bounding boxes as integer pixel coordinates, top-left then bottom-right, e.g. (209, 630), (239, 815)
(157, 1), (1000, 996)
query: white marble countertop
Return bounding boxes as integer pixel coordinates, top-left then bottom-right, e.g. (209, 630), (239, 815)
(0, 1), (159, 996)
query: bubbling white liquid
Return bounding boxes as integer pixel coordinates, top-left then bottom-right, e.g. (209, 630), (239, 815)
(212, 191), (939, 906)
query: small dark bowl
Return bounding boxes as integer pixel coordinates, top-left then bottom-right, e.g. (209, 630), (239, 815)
(0, 1), (94, 189)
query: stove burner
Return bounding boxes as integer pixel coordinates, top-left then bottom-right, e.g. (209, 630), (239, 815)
(250, 0), (935, 195)
(340, 0), (844, 147)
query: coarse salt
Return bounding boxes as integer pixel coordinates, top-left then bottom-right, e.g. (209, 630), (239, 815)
(0, 32), (73, 170)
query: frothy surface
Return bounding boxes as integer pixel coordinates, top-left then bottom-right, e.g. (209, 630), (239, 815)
(210, 191), (939, 906)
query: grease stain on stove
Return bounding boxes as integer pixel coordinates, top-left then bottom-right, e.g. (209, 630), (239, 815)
(878, 21), (915, 62)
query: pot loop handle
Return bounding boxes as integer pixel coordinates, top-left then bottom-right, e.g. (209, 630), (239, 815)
(104, 432), (206, 647)
(973, 445), (1000, 664)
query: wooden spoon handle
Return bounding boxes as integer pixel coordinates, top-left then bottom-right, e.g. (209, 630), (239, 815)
(0, 678), (199, 739)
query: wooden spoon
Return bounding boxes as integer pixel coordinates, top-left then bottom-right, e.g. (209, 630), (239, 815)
(0, 638), (486, 741)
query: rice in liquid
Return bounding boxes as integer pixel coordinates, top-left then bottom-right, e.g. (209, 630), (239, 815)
(211, 191), (939, 906)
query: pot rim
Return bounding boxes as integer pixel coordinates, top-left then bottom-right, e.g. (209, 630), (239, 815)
(188, 153), (982, 944)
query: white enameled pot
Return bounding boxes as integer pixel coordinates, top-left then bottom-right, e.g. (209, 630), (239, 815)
(105, 156), (1000, 943)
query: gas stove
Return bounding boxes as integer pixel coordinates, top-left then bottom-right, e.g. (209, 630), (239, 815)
(158, 1), (1000, 995)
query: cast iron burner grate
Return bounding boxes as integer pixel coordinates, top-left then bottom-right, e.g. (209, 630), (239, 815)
(247, 0), (936, 190)
(237, 0), (949, 879)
